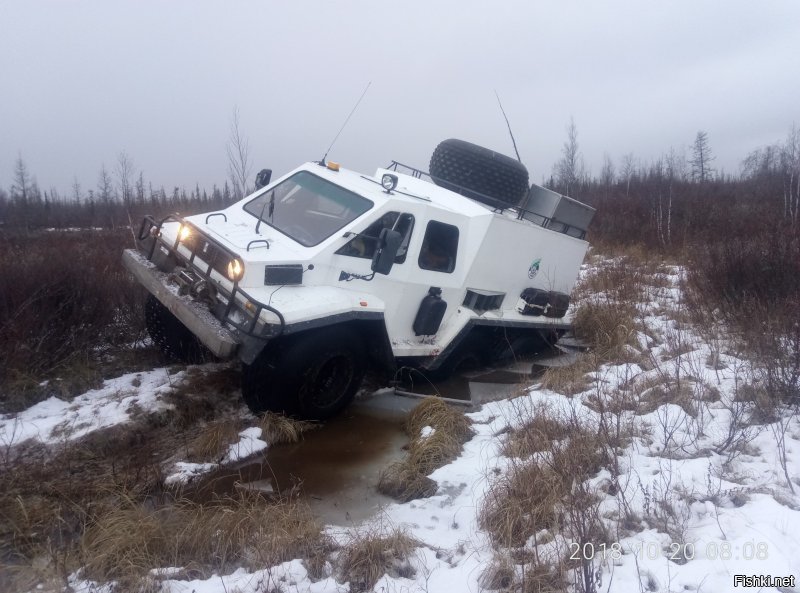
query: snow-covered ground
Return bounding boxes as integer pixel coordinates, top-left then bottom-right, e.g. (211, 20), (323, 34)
(3, 258), (799, 593)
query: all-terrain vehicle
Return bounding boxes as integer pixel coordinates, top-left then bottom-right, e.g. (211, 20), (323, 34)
(123, 139), (594, 419)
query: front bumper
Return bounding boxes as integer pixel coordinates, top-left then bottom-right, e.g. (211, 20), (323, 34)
(123, 249), (239, 358)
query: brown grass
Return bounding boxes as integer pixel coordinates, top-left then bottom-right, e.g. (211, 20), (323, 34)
(481, 406), (612, 560)
(406, 397), (472, 443)
(258, 412), (319, 445)
(573, 301), (641, 362)
(480, 460), (564, 548)
(539, 354), (596, 396)
(337, 524), (418, 593)
(0, 230), (148, 412)
(377, 397), (473, 502)
(186, 418), (242, 462)
(377, 462), (438, 502)
(503, 406), (570, 459)
(81, 491), (333, 584)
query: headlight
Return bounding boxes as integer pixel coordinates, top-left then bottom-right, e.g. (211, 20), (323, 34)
(226, 258), (244, 282)
(178, 224), (191, 242)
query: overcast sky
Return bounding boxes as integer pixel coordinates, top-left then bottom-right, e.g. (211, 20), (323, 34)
(1, 1), (798, 196)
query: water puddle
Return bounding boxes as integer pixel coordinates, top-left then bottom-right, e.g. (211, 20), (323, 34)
(184, 348), (575, 525)
(398, 349), (571, 404)
(188, 392), (411, 525)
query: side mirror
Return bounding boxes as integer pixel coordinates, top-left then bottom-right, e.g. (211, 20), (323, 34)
(255, 169), (272, 190)
(371, 228), (403, 275)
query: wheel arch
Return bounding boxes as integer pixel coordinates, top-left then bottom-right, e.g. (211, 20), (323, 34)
(238, 313), (395, 377)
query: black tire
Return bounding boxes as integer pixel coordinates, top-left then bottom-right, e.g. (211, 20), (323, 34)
(420, 333), (489, 383)
(241, 326), (366, 421)
(144, 294), (210, 364)
(429, 139), (529, 208)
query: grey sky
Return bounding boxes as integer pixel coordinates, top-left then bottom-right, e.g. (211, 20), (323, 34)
(1, 1), (798, 195)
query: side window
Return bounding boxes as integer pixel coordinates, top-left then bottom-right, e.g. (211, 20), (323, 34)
(336, 212), (415, 263)
(418, 221), (459, 273)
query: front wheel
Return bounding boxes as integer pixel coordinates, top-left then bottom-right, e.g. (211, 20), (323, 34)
(144, 294), (209, 364)
(241, 326), (366, 420)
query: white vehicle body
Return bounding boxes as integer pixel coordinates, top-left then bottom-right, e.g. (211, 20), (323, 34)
(123, 155), (592, 418)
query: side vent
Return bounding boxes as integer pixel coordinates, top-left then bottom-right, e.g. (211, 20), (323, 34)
(462, 289), (505, 313)
(264, 264), (303, 285)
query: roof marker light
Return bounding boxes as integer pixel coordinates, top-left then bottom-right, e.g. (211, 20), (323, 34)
(326, 161), (340, 171)
(381, 173), (398, 193)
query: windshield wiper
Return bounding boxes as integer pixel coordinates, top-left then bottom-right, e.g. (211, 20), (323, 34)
(255, 190), (275, 235)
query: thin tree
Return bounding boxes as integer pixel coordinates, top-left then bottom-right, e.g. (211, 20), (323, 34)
(600, 153), (615, 198)
(620, 153), (636, 198)
(11, 154), (34, 232)
(781, 123), (799, 226)
(72, 177), (82, 203)
(554, 117), (584, 196)
(11, 154), (32, 204)
(116, 151), (136, 207)
(97, 164), (115, 228)
(227, 107), (253, 200)
(690, 130), (715, 183)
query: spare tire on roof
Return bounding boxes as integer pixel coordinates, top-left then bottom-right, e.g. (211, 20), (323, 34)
(429, 138), (529, 208)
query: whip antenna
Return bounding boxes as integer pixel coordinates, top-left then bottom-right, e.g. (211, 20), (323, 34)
(494, 90), (522, 163)
(320, 81), (372, 164)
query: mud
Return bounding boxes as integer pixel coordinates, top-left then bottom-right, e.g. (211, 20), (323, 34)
(186, 350), (571, 526)
(188, 391), (413, 525)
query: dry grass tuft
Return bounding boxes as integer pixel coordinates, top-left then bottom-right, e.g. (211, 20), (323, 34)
(479, 461), (564, 548)
(186, 418), (242, 462)
(167, 366), (243, 429)
(258, 412), (319, 445)
(378, 397), (473, 502)
(406, 397), (472, 443)
(337, 524), (418, 593)
(81, 491), (333, 584)
(539, 354), (596, 396)
(573, 301), (641, 362)
(377, 462), (438, 502)
(479, 555), (515, 590)
(503, 404), (570, 459)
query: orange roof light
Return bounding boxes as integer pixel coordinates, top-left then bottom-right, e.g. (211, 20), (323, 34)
(326, 161), (340, 172)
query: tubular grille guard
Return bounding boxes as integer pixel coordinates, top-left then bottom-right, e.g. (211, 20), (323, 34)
(137, 213), (285, 339)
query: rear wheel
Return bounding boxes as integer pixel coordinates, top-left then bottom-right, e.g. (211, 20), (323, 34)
(241, 326), (366, 420)
(144, 294), (209, 364)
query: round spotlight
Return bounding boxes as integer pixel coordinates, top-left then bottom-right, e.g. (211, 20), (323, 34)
(381, 173), (398, 192)
(226, 258), (244, 282)
(178, 224), (191, 242)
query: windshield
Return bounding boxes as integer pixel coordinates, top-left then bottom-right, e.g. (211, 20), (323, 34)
(243, 171), (373, 247)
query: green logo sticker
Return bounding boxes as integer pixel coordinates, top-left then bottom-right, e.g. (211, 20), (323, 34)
(528, 258), (541, 279)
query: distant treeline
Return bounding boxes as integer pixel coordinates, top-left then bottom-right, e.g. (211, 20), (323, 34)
(1, 125), (798, 249)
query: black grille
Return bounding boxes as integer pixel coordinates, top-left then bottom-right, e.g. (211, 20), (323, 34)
(264, 264), (303, 285)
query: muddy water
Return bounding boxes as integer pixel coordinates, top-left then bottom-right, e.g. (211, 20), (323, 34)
(189, 392), (413, 525)
(187, 349), (572, 526)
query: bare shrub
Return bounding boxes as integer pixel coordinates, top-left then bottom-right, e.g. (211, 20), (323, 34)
(337, 524), (418, 593)
(0, 231), (147, 411)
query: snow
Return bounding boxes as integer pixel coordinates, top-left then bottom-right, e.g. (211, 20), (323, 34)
(9, 258), (800, 592)
(0, 368), (181, 447)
